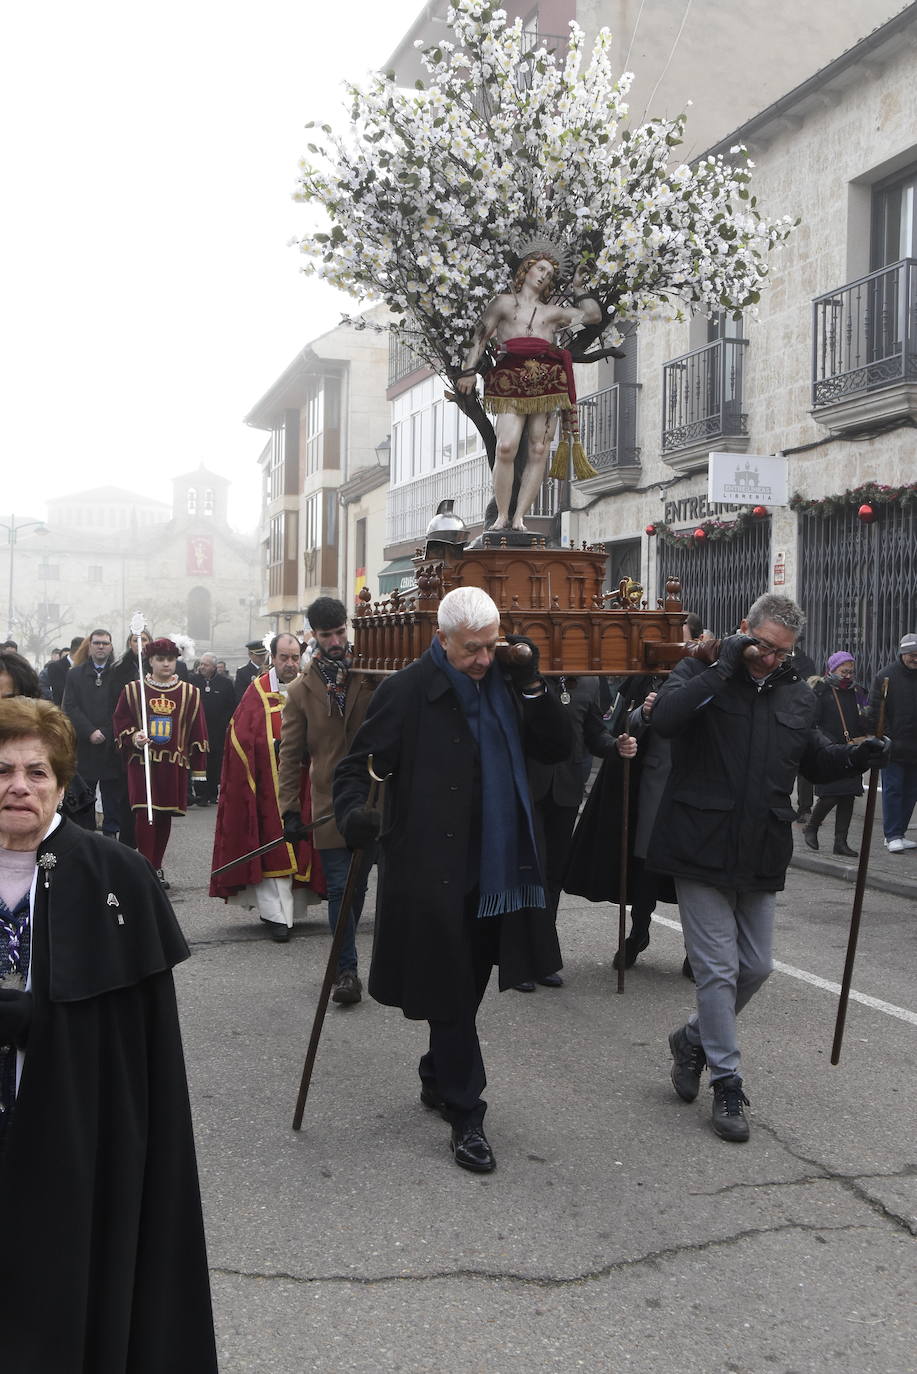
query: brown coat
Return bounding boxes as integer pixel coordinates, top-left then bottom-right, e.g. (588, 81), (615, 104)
(277, 663), (376, 848)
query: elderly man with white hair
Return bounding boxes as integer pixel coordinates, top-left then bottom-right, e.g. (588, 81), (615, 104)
(333, 585), (572, 1174)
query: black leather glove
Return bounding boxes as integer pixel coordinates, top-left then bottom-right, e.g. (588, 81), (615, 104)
(503, 634), (541, 691)
(341, 806), (382, 849)
(282, 809), (310, 844)
(846, 736), (891, 770)
(0, 988), (33, 1049)
(712, 634), (758, 680)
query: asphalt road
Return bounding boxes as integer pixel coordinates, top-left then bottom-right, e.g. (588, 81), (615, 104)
(167, 805), (917, 1374)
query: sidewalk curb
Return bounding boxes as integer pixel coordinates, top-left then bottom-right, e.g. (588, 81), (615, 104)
(790, 850), (917, 902)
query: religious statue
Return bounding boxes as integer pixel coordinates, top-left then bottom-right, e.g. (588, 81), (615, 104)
(455, 242), (602, 532)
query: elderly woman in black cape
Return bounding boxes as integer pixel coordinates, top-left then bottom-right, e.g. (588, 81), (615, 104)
(0, 697), (217, 1373)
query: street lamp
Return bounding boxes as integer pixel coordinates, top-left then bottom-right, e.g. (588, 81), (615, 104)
(1, 515), (47, 638)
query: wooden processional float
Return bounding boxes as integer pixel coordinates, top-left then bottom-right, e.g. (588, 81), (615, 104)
(352, 504), (687, 677)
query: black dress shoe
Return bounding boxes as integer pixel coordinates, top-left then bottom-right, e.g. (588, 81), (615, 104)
(260, 917), (290, 943)
(535, 972), (563, 987)
(420, 1084), (448, 1118)
(513, 981), (536, 992)
(450, 1122), (495, 1173)
(833, 839), (858, 857)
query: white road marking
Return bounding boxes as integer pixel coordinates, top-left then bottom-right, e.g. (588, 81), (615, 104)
(650, 913), (917, 1029)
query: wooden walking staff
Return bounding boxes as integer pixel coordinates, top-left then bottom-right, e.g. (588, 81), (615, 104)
(616, 755), (630, 993)
(830, 678), (889, 1065)
(292, 756), (390, 1130)
(129, 610), (154, 824)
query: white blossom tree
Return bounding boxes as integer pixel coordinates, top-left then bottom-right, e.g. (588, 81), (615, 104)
(295, 0), (796, 466)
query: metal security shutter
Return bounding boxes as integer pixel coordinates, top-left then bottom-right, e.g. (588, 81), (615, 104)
(656, 517), (771, 637)
(798, 503), (917, 684)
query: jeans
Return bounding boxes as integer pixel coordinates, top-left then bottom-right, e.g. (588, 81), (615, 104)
(881, 763), (917, 841)
(318, 846), (367, 975)
(675, 878), (775, 1082)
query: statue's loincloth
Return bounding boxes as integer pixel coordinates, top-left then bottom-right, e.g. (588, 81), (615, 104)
(484, 337), (576, 416)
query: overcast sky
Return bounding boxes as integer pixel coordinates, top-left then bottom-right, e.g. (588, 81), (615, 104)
(2, 0), (422, 531)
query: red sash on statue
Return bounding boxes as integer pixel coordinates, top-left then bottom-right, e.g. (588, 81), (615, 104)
(483, 336), (577, 415)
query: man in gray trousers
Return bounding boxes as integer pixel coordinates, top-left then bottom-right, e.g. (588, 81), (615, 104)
(647, 594), (887, 1142)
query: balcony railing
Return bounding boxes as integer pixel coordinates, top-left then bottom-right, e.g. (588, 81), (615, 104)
(577, 383), (640, 471)
(388, 333), (426, 387)
(386, 453), (558, 547)
(662, 337), (749, 453)
(812, 258), (917, 408)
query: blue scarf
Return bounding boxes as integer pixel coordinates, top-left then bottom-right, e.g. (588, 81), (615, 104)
(431, 639), (544, 918)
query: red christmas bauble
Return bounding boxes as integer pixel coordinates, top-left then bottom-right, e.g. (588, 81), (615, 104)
(858, 503), (875, 523)
(693, 527), (706, 541)
(752, 504), (767, 518)
(645, 523), (656, 536)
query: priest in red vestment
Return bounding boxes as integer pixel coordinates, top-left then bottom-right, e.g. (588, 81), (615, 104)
(210, 633), (323, 941)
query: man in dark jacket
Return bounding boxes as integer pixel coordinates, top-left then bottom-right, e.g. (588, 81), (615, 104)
(648, 594), (886, 1143)
(189, 651), (236, 803)
(45, 634), (84, 705)
(61, 627), (122, 835)
(867, 632), (917, 853)
(235, 638), (269, 703)
(333, 586), (571, 1175)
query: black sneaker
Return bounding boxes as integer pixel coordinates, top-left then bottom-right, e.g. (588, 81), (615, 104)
(332, 970), (362, 1005)
(668, 1025), (706, 1102)
(711, 1075), (750, 1142)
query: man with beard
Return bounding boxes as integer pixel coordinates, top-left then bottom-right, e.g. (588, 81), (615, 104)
(278, 598), (375, 1001)
(188, 652), (236, 805)
(210, 634), (322, 941)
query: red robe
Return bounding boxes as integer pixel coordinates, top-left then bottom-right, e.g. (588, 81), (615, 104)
(209, 672), (323, 899)
(114, 677), (208, 814)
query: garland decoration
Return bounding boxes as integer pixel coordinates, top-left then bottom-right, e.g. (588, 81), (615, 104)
(789, 481), (917, 517)
(652, 508), (765, 546)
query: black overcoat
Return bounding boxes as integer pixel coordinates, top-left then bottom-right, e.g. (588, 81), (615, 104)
(333, 651), (572, 1021)
(647, 657), (858, 892)
(61, 658), (122, 780)
(0, 820), (218, 1374)
(811, 679), (865, 798)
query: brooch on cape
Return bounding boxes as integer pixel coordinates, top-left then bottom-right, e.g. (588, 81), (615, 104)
(37, 852), (57, 889)
(107, 892), (125, 925)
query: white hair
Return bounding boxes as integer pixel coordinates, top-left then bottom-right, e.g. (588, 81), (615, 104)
(437, 586), (500, 635)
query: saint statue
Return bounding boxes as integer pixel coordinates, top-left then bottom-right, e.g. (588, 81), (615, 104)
(455, 243), (602, 532)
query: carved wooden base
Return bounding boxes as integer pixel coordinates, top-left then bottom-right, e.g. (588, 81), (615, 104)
(353, 543), (686, 676)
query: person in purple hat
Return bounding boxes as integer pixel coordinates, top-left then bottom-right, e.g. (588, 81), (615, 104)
(802, 652), (867, 856)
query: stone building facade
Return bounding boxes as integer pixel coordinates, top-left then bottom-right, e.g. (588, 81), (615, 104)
(5, 469), (262, 666)
(246, 310), (389, 632)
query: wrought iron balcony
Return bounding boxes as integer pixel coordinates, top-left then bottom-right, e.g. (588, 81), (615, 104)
(812, 258), (917, 410)
(662, 337), (749, 458)
(577, 383), (640, 474)
(388, 333), (425, 388)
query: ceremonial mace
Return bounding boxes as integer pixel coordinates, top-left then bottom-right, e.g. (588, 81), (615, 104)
(292, 755), (390, 1130)
(830, 677), (888, 1065)
(129, 610), (154, 824)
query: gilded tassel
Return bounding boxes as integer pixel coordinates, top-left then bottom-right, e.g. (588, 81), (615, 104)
(549, 438), (570, 479)
(571, 440), (598, 480)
